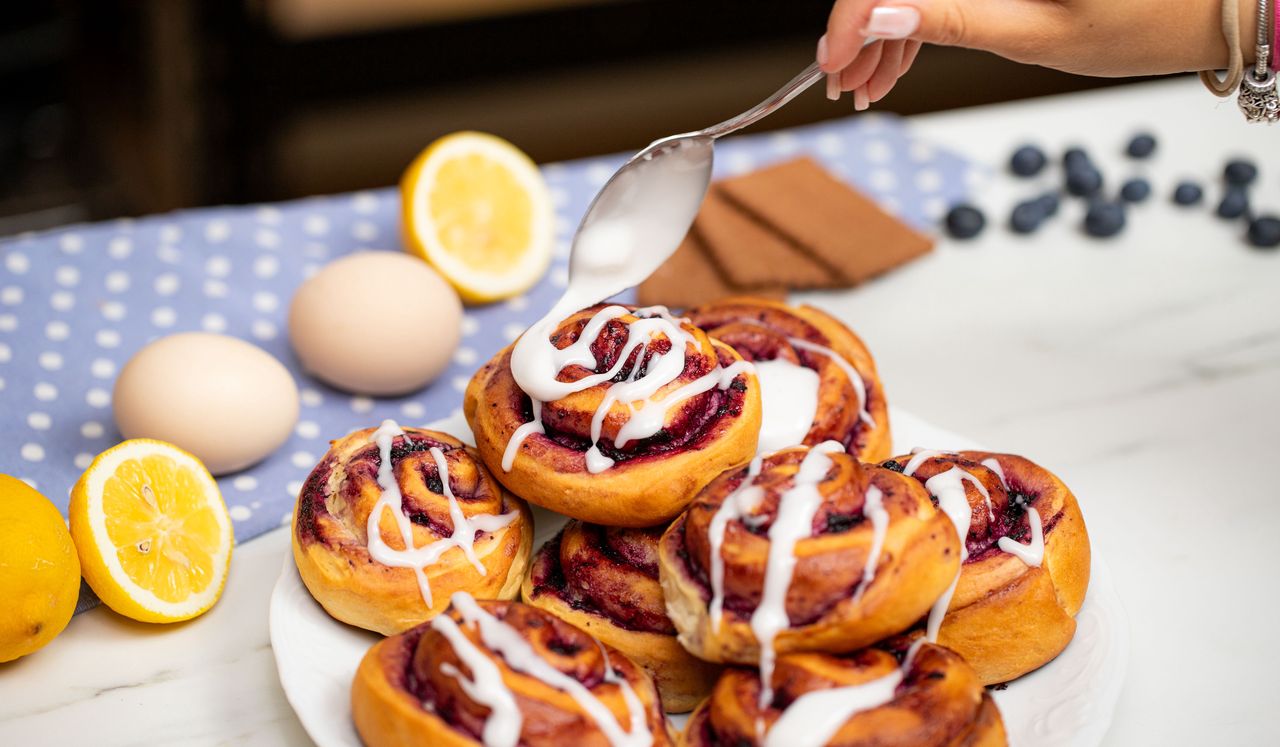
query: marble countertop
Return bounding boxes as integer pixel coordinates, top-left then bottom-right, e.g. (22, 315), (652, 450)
(2, 76), (1276, 745)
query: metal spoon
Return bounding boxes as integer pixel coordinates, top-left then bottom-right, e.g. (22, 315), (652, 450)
(562, 62), (824, 308)
(565, 32), (877, 307)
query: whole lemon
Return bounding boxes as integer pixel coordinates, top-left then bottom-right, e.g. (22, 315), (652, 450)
(0, 475), (81, 662)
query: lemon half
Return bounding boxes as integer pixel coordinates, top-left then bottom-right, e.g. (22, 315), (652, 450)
(401, 131), (553, 304)
(69, 440), (232, 623)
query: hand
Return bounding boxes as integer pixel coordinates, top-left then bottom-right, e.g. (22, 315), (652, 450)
(820, 0), (1259, 109)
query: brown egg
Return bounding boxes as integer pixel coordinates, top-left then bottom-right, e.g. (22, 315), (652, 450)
(113, 333), (299, 475)
(288, 251), (462, 396)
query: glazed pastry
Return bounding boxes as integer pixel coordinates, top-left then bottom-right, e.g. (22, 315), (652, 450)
(465, 304), (762, 527)
(658, 442), (959, 702)
(292, 421), (533, 635)
(352, 592), (673, 747)
(683, 297), (891, 461)
(523, 520), (720, 712)
(680, 640), (1006, 747)
(885, 449), (1091, 684)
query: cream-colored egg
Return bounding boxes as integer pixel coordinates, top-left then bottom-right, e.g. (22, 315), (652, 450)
(113, 333), (299, 475)
(288, 251), (462, 396)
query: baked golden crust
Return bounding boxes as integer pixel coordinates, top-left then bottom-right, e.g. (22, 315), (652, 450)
(684, 297), (892, 463)
(658, 445), (960, 664)
(292, 426), (533, 635)
(465, 305), (762, 527)
(678, 643), (1006, 746)
(884, 450), (1091, 684)
(351, 598), (673, 747)
(522, 520), (720, 712)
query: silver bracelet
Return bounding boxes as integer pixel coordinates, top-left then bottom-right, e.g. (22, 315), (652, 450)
(1238, 0), (1279, 121)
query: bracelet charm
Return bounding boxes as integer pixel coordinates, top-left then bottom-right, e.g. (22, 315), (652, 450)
(1238, 67), (1279, 122)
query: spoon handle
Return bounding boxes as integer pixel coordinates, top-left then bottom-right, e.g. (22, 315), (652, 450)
(699, 61), (825, 141)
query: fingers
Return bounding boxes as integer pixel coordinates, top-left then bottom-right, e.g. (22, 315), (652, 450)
(899, 40), (922, 76)
(820, 0), (880, 73)
(838, 40), (884, 93)
(867, 40), (906, 102)
(830, 39), (911, 109)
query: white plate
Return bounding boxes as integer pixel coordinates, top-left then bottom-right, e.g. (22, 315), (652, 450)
(270, 407), (1129, 747)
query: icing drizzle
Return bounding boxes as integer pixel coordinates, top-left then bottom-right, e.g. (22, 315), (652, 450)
(749, 441), (845, 716)
(761, 638), (927, 747)
(504, 305), (753, 474)
(365, 420), (519, 608)
(903, 451), (1046, 640)
(435, 592), (651, 747)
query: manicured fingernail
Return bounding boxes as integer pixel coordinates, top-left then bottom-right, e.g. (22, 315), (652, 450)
(864, 6), (920, 39)
(817, 34), (829, 66)
(826, 72), (841, 101)
(854, 86), (870, 111)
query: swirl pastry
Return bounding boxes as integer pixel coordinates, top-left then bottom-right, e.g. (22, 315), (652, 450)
(886, 450), (1091, 684)
(352, 593), (673, 747)
(465, 304), (762, 527)
(680, 640), (1006, 747)
(523, 520), (721, 712)
(683, 297), (891, 461)
(658, 442), (959, 706)
(292, 421), (533, 635)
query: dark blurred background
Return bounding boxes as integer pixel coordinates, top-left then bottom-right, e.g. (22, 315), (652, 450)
(3, 0), (1140, 234)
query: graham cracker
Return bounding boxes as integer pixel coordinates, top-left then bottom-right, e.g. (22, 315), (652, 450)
(694, 187), (844, 290)
(717, 157), (934, 283)
(637, 229), (785, 309)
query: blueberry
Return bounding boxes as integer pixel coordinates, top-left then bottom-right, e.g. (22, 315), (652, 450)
(1034, 191), (1060, 217)
(1173, 181), (1203, 206)
(1246, 215), (1280, 248)
(1120, 178), (1151, 203)
(1224, 159), (1258, 186)
(944, 204), (986, 240)
(1065, 167), (1103, 197)
(1217, 187), (1250, 219)
(1063, 147), (1092, 169)
(1126, 133), (1157, 159)
(1009, 145), (1047, 177)
(1009, 201), (1046, 234)
(1083, 201), (1126, 237)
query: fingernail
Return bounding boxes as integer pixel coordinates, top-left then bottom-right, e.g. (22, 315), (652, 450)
(826, 72), (841, 101)
(854, 86), (870, 111)
(817, 34), (829, 66)
(864, 6), (920, 39)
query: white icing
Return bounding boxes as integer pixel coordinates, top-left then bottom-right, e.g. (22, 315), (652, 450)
(505, 305), (752, 474)
(763, 634), (928, 747)
(730, 319), (875, 436)
(851, 485), (888, 603)
(922, 466), (974, 642)
(432, 614), (522, 747)
(902, 448), (947, 477)
(448, 592), (651, 747)
(751, 441), (845, 714)
(981, 457), (1008, 489)
(763, 667), (902, 747)
(365, 420), (519, 608)
(501, 399), (544, 471)
(998, 506), (1045, 567)
(786, 337), (875, 429)
(707, 456), (766, 631)
(753, 359), (820, 455)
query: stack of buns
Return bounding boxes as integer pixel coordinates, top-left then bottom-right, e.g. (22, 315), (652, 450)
(289, 295), (1090, 747)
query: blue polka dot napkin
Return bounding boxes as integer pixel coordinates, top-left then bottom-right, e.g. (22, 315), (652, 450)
(0, 112), (974, 552)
